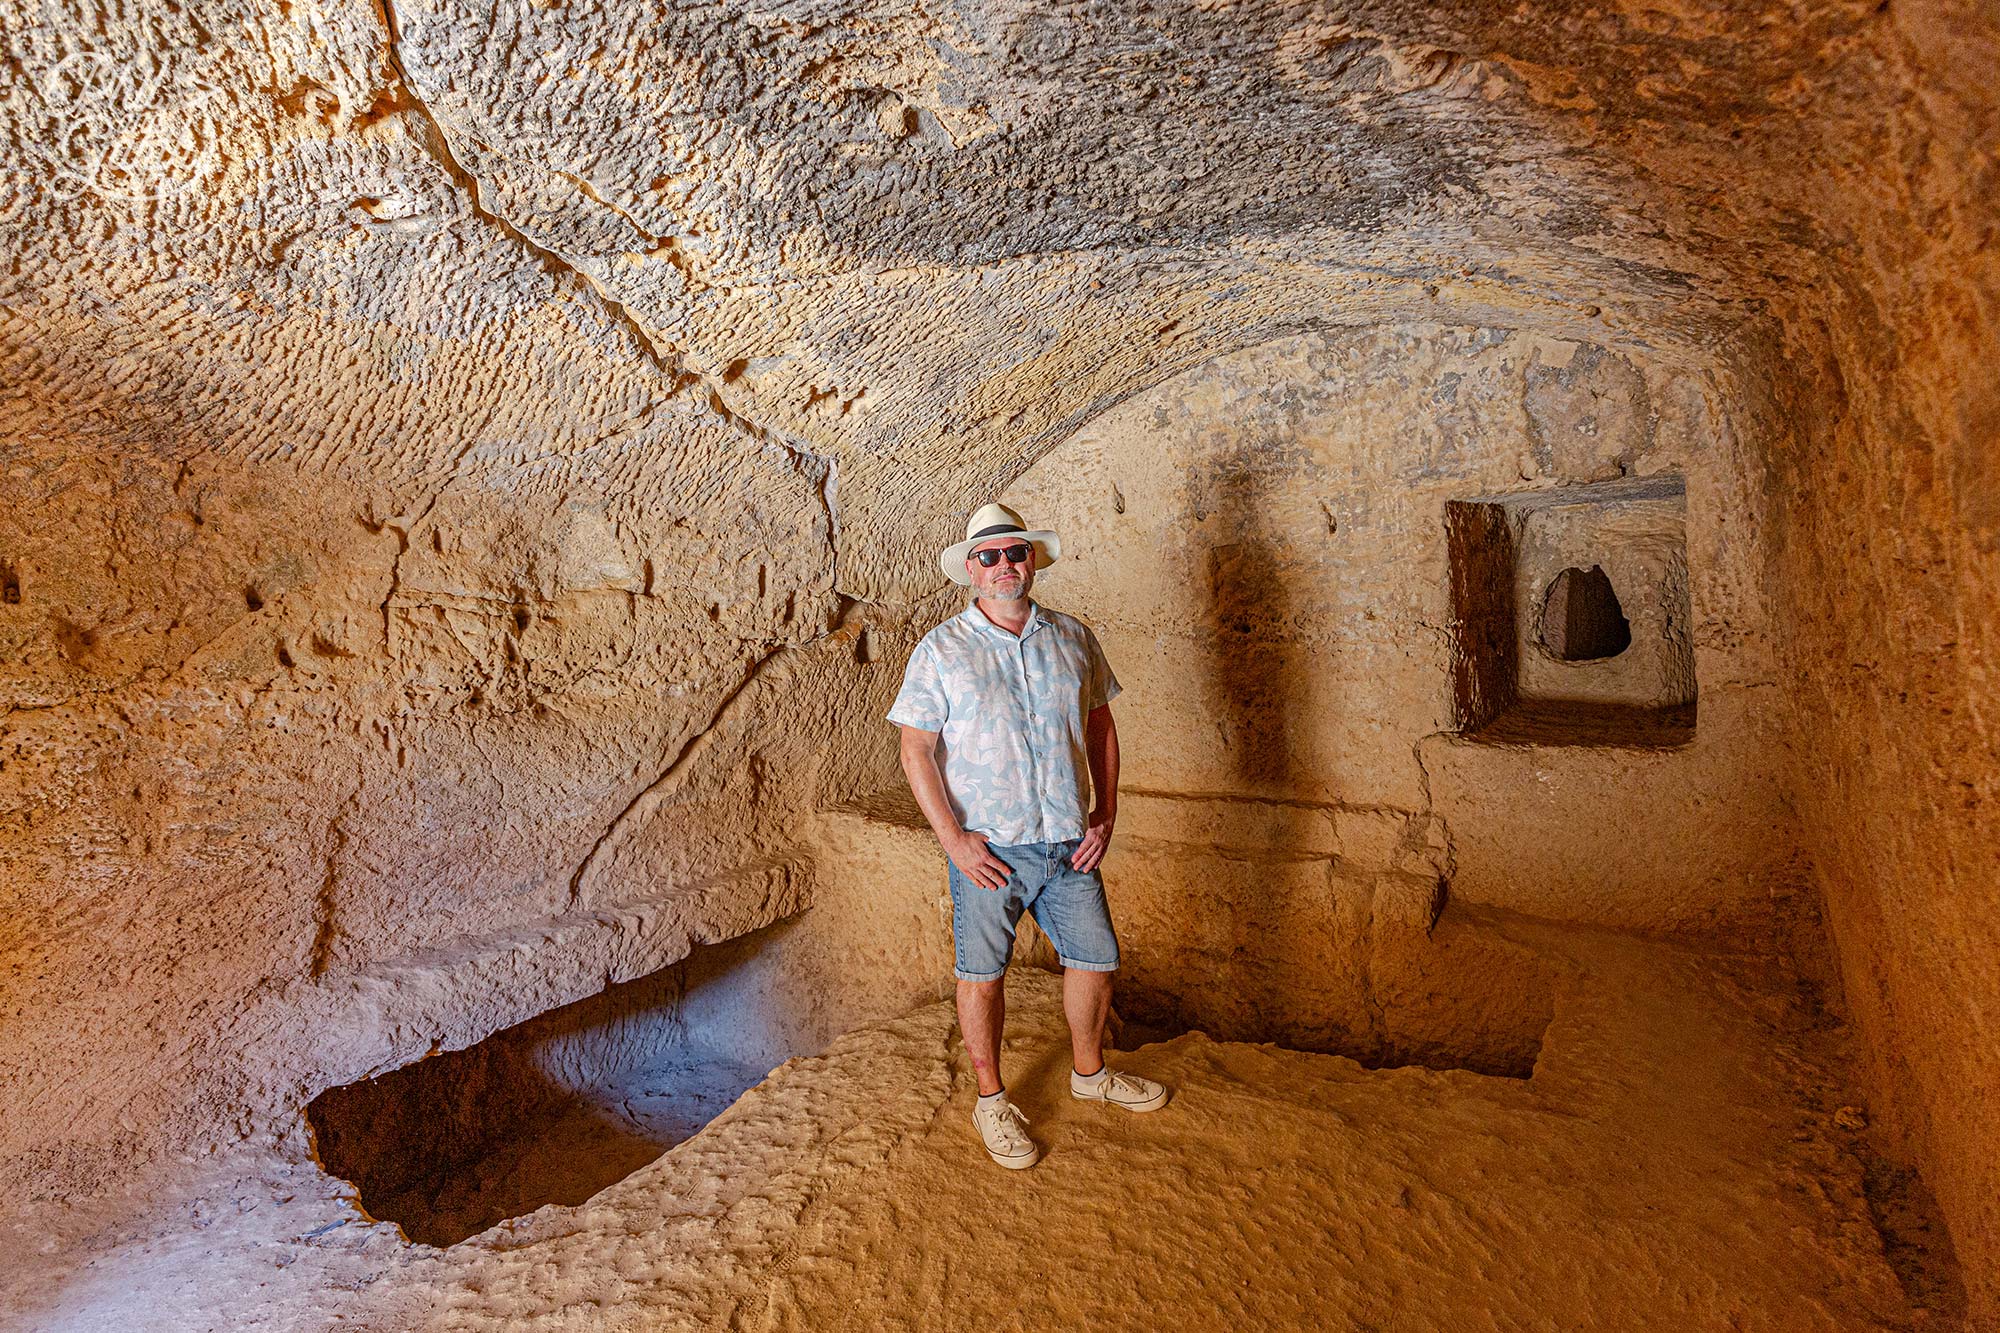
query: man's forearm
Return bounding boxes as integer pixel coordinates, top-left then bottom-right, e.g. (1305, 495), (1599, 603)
(1086, 708), (1119, 817)
(900, 738), (966, 845)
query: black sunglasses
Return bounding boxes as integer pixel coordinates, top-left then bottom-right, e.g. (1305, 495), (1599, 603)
(972, 543), (1034, 568)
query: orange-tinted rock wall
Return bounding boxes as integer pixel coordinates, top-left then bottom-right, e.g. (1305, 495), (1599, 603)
(1752, 10), (2000, 1312)
(1000, 326), (1806, 1062)
(0, 0), (1995, 1312)
(1712, 4), (2000, 1315)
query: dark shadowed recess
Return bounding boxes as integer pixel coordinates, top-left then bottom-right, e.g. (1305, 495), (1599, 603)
(1539, 565), (1631, 662)
(1013, 916), (1557, 1081)
(305, 932), (775, 1248)
(1110, 980), (1553, 1081)
(1447, 477), (1696, 748)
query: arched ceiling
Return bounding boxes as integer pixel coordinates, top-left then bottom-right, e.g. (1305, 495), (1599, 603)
(0, 0), (1945, 600)
(376, 0), (1867, 592)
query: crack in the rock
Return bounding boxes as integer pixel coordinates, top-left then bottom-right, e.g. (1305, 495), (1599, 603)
(817, 452), (842, 592)
(371, 0), (801, 460)
(1359, 862), (1388, 1055)
(1409, 730), (1459, 884)
(564, 643), (787, 910)
(309, 794), (355, 979)
(549, 168), (709, 296)
(564, 596), (863, 909)
(373, 387), (507, 656)
(378, 514), (412, 657)
(377, 487), (445, 657)
(372, 0), (674, 379)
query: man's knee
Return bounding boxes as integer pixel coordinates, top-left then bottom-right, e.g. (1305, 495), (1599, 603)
(957, 976), (1005, 998)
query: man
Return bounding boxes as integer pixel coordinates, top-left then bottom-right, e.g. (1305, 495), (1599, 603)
(888, 502), (1169, 1170)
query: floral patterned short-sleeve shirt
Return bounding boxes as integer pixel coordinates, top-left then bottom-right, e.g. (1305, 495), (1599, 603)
(887, 600), (1122, 845)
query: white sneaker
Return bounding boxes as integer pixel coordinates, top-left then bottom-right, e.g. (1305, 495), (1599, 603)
(972, 1094), (1041, 1169)
(1071, 1067), (1170, 1112)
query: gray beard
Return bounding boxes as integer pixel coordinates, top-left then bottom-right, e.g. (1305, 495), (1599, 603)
(980, 582), (1028, 601)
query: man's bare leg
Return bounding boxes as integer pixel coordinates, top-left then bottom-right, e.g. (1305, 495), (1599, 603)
(1064, 967), (1113, 1075)
(957, 978), (1006, 1096)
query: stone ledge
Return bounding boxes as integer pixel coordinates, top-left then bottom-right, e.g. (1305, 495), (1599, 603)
(232, 856), (813, 1123)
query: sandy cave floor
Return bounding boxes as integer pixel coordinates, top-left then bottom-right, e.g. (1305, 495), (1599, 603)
(1, 911), (1964, 1332)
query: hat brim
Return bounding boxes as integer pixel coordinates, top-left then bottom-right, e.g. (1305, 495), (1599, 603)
(939, 531), (1061, 586)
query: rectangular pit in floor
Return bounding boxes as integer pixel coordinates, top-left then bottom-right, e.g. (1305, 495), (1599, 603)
(304, 927), (785, 1248)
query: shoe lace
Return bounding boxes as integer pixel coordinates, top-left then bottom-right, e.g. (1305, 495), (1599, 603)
(1104, 1071), (1148, 1100)
(983, 1100), (1032, 1148)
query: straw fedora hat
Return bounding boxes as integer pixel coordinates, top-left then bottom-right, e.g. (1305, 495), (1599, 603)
(938, 502), (1062, 586)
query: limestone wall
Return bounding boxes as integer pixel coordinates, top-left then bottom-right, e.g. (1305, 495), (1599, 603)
(998, 325), (1806, 1054)
(1745, 1), (2000, 1307)
(0, 0), (1995, 1312)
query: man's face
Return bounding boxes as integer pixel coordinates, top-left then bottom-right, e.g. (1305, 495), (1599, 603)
(967, 536), (1036, 600)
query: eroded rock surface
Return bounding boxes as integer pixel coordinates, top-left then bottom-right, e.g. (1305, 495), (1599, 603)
(1, 0), (1995, 1316)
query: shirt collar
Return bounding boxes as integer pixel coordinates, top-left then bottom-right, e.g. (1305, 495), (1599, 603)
(962, 598), (1044, 640)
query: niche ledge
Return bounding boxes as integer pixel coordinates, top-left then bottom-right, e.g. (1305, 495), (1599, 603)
(1446, 474), (1696, 748)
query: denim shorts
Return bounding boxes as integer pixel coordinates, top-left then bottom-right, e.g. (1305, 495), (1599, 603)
(947, 838), (1121, 982)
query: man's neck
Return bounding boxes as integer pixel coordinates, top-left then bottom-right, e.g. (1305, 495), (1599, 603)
(974, 596), (1034, 636)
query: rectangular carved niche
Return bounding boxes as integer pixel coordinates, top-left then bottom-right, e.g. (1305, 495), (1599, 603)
(1446, 475), (1695, 746)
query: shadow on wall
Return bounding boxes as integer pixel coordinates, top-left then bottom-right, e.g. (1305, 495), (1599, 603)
(1204, 540), (1296, 787)
(1001, 422), (1563, 1078)
(1197, 436), (1306, 792)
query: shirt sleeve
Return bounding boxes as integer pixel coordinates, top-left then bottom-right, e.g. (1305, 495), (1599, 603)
(1083, 625), (1122, 710)
(886, 638), (949, 730)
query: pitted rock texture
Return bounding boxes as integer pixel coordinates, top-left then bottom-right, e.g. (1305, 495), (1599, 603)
(1, 0), (1996, 1317)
